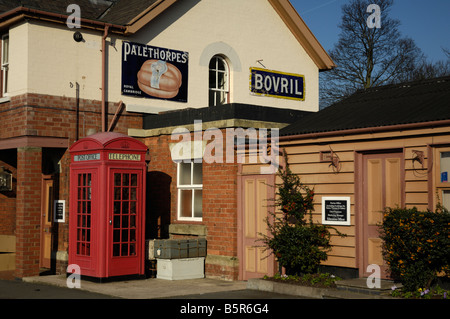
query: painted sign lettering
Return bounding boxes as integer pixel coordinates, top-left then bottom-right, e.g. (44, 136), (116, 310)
(108, 153), (141, 161)
(250, 67), (305, 101)
(74, 153), (100, 162)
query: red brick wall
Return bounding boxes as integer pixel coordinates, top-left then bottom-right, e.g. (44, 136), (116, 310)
(0, 93), (142, 140)
(15, 147), (42, 277)
(0, 160), (16, 235)
(0, 92), (143, 276)
(144, 130), (239, 280)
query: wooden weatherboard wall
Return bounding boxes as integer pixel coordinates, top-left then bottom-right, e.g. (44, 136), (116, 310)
(239, 124), (450, 275)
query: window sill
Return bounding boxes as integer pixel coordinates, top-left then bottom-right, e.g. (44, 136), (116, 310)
(169, 223), (207, 237)
(0, 96), (10, 104)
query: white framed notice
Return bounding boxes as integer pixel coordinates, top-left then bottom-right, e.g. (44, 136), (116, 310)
(322, 197), (350, 226)
(54, 200), (66, 223)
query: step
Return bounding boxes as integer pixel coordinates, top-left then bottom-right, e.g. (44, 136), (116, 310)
(335, 278), (401, 296)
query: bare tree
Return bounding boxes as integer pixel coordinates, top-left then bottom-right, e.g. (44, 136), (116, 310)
(320, 0), (423, 108)
(402, 47), (450, 82)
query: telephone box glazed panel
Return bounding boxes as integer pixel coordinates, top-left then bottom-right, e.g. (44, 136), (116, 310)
(69, 132), (148, 279)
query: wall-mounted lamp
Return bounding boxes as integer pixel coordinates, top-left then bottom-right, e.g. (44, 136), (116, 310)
(0, 166), (12, 191)
(73, 31), (84, 42)
(412, 150), (424, 167)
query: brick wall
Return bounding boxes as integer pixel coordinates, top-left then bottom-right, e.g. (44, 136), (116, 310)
(0, 160), (16, 236)
(0, 92), (143, 277)
(0, 93), (142, 140)
(144, 129), (239, 280)
(15, 147), (42, 278)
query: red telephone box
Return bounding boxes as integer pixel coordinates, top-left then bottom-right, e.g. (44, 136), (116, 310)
(69, 132), (148, 279)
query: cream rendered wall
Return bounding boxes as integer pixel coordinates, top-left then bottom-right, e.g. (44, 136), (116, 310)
(8, 21), (28, 97)
(9, 0), (320, 113)
(25, 21), (103, 102)
(125, 0), (320, 112)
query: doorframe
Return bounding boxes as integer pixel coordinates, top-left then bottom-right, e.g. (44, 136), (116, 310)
(355, 148), (405, 278)
(40, 174), (55, 269)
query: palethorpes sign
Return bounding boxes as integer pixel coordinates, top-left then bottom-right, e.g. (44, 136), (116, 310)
(250, 67), (304, 101)
(122, 41), (189, 102)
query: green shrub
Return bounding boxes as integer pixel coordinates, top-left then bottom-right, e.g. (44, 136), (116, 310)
(261, 152), (344, 275)
(379, 207), (450, 292)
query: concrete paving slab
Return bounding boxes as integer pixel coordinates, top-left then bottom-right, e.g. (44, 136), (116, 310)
(23, 275), (248, 299)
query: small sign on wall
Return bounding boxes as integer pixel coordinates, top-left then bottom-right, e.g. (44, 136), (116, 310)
(322, 197), (350, 226)
(54, 200), (66, 223)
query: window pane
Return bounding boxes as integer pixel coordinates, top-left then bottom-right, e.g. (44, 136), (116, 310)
(114, 173), (121, 186)
(219, 90), (227, 105)
(440, 152), (450, 182)
(209, 57), (216, 69)
(193, 162), (202, 185)
(209, 70), (216, 89)
(179, 189), (192, 218)
(217, 58), (226, 71)
(194, 189), (202, 218)
(122, 174), (129, 186)
(179, 162), (192, 185)
(2, 36), (8, 64)
(209, 90), (216, 106)
(218, 71), (226, 90)
(131, 174), (138, 186)
(443, 190), (450, 210)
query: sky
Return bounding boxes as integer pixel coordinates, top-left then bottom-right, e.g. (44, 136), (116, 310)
(290, 0), (450, 63)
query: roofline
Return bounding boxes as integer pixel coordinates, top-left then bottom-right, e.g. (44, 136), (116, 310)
(119, 0), (336, 70)
(268, 0), (336, 71)
(124, 0), (178, 35)
(0, 6), (126, 33)
(0, 1), (336, 71)
(279, 119), (450, 142)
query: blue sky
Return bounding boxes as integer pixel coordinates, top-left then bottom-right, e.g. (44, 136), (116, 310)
(290, 0), (450, 63)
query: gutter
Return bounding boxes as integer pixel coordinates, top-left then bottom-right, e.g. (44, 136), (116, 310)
(0, 6), (126, 32)
(102, 26), (109, 132)
(278, 119), (450, 142)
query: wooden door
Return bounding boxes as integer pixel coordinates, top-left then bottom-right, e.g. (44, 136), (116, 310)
(362, 152), (403, 278)
(239, 175), (275, 280)
(40, 177), (54, 269)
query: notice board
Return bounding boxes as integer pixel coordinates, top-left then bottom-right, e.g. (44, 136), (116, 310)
(322, 197), (350, 226)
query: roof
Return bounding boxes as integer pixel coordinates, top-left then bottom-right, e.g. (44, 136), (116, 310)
(280, 76), (450, 137)
(143, 103), (312, 130)
(0, 0), (334, 70)
(0, 0), (112, 20)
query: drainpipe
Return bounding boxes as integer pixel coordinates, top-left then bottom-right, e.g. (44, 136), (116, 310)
(101, 26), (109, 132)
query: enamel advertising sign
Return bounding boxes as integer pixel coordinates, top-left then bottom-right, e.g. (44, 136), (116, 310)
(122, 41), (189, 102)
(250, 67), (305, 101)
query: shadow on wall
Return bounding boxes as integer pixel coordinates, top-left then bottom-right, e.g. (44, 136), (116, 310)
(146, 171), (172, 239)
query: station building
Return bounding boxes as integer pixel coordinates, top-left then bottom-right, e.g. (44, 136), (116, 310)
(241, 76), (450, 279)
(0, 0), (335, 280)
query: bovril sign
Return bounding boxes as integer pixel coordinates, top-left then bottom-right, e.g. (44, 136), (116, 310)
(250, 67), (304, 101)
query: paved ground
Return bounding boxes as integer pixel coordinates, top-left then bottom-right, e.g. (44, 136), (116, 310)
(0, 271), (306, 300)
(0, 279), (305, 299)
(0, 279), (117, 299)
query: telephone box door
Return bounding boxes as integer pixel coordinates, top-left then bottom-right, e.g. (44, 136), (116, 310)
(109, 169), (144, 277)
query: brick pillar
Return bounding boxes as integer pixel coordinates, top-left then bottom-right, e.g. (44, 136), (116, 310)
(15, 147), (42, 278)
